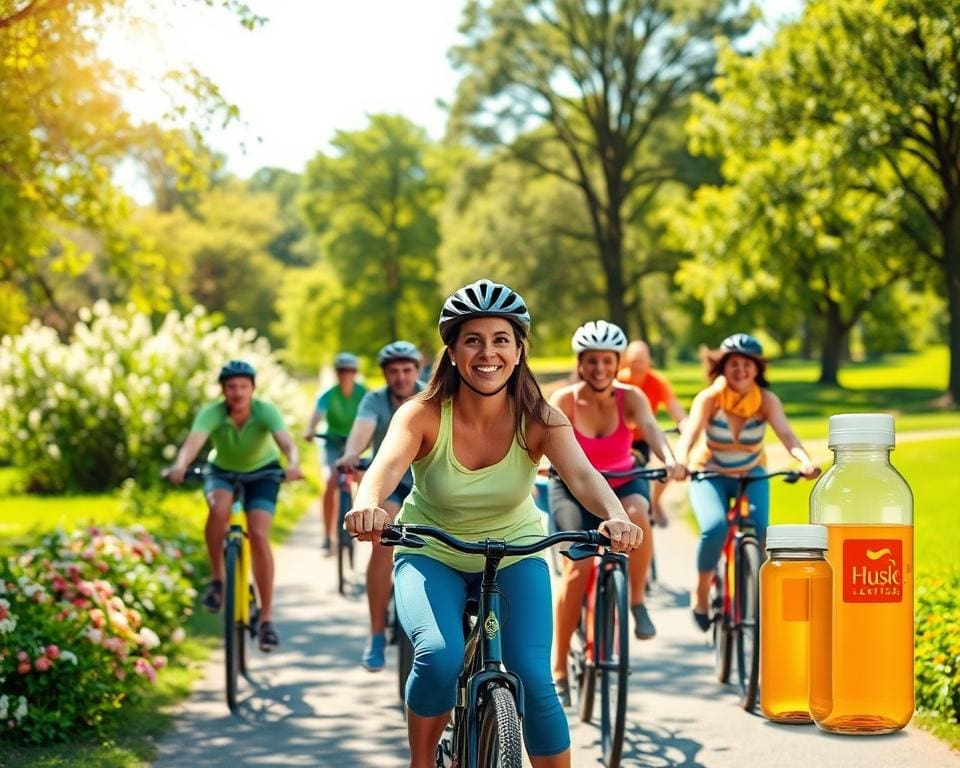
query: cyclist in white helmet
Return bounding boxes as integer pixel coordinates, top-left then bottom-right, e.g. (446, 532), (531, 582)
(548, 321), (685, 703)
(345, 282), (643, 766)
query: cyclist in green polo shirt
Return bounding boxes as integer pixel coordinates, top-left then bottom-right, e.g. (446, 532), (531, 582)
(168, 360), (302, 652)
(302, 352), (367, 553)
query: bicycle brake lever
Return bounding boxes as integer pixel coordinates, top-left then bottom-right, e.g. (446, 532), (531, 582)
(379, 527), (426, 549)
(562, 543), (602, 561)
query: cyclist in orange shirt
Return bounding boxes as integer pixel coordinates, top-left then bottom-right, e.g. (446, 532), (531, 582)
(617, 340), (687, 526)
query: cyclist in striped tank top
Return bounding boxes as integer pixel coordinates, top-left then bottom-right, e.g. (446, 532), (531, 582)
(675, 334), (820, 632)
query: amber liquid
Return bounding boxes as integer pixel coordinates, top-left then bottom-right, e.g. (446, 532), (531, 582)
(812, 524), (914, 733)
(760, 557), (832, 723)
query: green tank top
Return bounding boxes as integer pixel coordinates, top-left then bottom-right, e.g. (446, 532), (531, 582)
(395, 400), (545, 572)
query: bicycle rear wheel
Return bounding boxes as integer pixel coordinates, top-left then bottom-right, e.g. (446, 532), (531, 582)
(712, 569), (732, 683)
(599, 565), (629, 767)
(736, 538), (762, 711)
(476, 684), (523, 768)
(224, 538), (242, 712)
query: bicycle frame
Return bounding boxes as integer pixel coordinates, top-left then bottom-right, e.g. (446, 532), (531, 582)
(227, 505), (254, 629)
(381, 523), (610, 766)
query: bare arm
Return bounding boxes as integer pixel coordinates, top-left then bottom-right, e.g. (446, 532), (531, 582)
(762, 391), (820, 478)
(664, 392), (688, 431)
(621, 387), (684, 477)
(168, 431), (209, 483)
(273, 430), (303, 480)
(337, 418), (377, 470)
(346, 401), (427, 539)
(302, 407), (325, 441)
(675, 389), (716, 466)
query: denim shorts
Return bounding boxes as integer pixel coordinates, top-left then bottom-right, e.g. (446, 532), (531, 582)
(203, 462), (282, 514)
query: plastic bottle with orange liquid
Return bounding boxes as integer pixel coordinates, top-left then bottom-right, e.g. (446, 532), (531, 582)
(759, 524), (832, 724)
(809, 413), (914, 734)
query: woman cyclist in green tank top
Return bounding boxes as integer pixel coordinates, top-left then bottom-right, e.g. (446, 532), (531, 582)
(345, 280), (643, 768)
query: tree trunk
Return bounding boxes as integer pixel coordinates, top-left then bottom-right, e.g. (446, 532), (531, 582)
(819, 300), (847, 386)
(599, 211), (628, 329)
(944, 199), (960, 405)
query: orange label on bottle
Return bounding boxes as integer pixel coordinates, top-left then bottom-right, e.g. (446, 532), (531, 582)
(843, 539), (903, 603)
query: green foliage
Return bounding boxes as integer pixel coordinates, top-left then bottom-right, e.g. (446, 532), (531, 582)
(0, 303), (303, 492)
(0, 524), (195, 744)
(450, 0), (755, 330)
(916, 570), (960, 723)
(298, 114), (442, 356)
(0, 0), (256, 326)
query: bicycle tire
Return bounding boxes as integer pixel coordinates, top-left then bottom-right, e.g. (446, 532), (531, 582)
(224, 538), (241, 712)
(712, 569), (732, 683)
(599, 566), (629, 767)
(576, 607), (596, 723)
(239, 584), (256, 676)
(337, 488), (351, 595)
(476, 684), (523, 768)
(736, 538), (762, 711)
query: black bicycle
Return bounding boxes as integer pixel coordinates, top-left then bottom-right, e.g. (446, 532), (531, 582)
(381, 523), (613, 767)
(316, 434), (369, 595)
(689, 469), (805, 711)
(169, 465), (286, 712)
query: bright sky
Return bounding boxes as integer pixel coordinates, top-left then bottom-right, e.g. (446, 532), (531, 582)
(102, 0), (804, 184)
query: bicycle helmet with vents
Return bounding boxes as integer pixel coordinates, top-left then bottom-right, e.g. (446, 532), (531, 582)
(571, 321), (628, 354)
(438, 279), (531, 340)
(377, 340), (420, 367)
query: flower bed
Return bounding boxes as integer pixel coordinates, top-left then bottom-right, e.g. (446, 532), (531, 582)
(0, 524), (195, 744)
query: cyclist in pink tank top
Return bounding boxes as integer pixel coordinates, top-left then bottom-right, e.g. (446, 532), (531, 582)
(548, 321), (686, 704)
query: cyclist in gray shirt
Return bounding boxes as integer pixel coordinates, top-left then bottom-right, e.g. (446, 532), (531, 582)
(337, 340), (424, 671)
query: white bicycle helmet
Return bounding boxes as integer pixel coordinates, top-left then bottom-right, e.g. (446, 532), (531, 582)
(571, 321), (628, 354)
(377, 340), (420, 367)
(438, 279), (531, 339)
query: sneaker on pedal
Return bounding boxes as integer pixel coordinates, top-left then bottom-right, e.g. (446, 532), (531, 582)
(632, 603), (657, 640)
(555, 677), (572, 708)
(321, 536), (332, 555)
(362, 632), (386, 672)
(201, 580), (222, 613)
(692, 609), (711, 633)
(258, 621), (279, 652)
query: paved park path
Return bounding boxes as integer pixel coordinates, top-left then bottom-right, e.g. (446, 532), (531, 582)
(153, 430), (960, 767)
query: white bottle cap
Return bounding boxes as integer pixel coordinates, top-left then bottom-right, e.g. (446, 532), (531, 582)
(766, 524), (828, 551)
(828, 413), (895, 448)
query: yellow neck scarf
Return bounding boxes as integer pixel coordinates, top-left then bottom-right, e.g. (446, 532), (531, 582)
(717, 382), (762, 419)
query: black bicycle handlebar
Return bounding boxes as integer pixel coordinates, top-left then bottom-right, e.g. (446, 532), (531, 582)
(548, 465), (668, 482)
(689, 469), (803, 484)
(379, 524), (611, 556)
(165, 466), (288, 484)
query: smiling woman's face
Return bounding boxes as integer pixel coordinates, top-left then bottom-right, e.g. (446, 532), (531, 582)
(450, 317), (520, 393)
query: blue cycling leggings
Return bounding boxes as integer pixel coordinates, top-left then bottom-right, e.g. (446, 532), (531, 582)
(689, 467), (770, 573)
(394, 554), (569, 757)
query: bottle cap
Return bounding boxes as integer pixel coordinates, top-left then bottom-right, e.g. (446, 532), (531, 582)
(828, 413), (895, 448)
(766, 524), (828, 551)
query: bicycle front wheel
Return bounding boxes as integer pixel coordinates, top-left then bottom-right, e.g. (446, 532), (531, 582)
(224, 538), (243, 712)
(337, 488), (352, 595)
(736, 538), (762, 711)
(599, 565), (629, 767)
(712, 569), (732, 683)
(476, 684), (523, 768)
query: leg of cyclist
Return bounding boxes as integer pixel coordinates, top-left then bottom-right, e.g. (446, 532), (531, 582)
(650, 476), (670, 527)
(394, 554), (469, 768)
(688, 475), (734, 630)
(743, 466), (771, 550)
(620, 491), (655, 638)
(549, 479), (593, 703)
(202, 485), (233, 611)
(362, 488), (406, 670)
(244, 468), (282, 650)
(500, 557), (571, 766)
(320, 466), (337, 553)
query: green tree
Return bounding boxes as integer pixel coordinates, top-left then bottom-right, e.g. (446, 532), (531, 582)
(300, 115), (442, 354)
(0, 0), (261, 327)
(449, 0), (754, 332)
(735, 0), (959, 398)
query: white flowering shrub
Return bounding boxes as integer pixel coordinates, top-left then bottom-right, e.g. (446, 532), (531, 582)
(0, 302), (304, 492)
